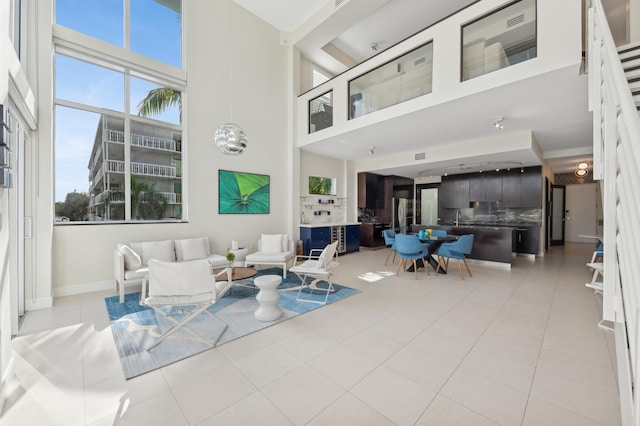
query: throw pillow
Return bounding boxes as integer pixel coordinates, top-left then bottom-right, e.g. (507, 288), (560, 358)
(175, 237), (210, 261)
(118, 244), (142, 270)
(141, 240), (175, 266)
(261, 234), (283, 253)
(181, 237), (210, 261)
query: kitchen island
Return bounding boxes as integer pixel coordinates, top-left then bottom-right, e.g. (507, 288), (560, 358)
(413, 224), (541, 265)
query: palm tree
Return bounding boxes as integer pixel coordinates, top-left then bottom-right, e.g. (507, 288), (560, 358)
(137, 87), (182, 120)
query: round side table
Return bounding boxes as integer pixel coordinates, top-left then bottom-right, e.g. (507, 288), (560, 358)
(228, 247), (249, 267)
(253, 275), (283, 321)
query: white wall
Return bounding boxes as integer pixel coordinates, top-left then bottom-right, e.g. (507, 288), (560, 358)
(45, 1), (290, 296)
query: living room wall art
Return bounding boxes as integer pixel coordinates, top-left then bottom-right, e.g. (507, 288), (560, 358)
(218, 169), (270, 214)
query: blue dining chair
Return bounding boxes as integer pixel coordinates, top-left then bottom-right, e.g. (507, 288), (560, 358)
(395, 234), (430, 280)
(383, 229), (397, 266)
(435, 234), (474, 280)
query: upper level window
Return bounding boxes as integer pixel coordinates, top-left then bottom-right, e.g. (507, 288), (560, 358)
(56, 0), (182, 68)
(348, 42), (433, 119)
(461, 0), (537, 81)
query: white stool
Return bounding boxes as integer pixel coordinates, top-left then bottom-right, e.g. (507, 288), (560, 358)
(254, 275), (283, 321)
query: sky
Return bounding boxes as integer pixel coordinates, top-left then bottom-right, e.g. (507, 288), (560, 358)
(54, 0), (181, 203)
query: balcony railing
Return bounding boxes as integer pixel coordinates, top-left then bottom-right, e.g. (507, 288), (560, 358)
(102, 160), (176, 178)
(104, 129), (178, 152)
(90, 190), (180, 207)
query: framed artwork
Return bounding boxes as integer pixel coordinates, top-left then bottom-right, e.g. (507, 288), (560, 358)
(218, 169), (270, 214)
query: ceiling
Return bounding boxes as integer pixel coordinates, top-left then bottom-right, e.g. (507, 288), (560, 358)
(232, 0), (628, 178)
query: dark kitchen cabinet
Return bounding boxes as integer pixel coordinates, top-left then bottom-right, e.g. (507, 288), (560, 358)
(346, 225), (360, 253)
(377, 176), (394, 223)
(513, 227), (539, 254)
(520, 167), (542, 207)
(501, 166), (542, 208)
(360, 223), (388, 247)
(469, 172), (502, 202)
(358, 172), (381, 209)
(501, 169), (521, 207)
(439, 174), (469, 208)
(300, 226), (331, 256)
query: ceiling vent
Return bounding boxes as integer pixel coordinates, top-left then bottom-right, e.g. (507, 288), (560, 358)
(335, 0), (348, 9)
(414, 57), (426, 66)
(415, 152), (426, 160)
(507, 14), (524, 28)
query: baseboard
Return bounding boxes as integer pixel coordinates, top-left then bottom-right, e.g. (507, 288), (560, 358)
(52, 280), (115, 298)
(25, 297), (52, 310)
(466, 258), (512, 270)
(0, 357), (15, 418)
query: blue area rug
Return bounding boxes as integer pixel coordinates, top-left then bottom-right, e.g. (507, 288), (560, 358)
(105, 267), (359, 379)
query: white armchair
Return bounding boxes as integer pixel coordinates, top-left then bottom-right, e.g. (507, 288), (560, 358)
(245, 233), (294, 278)
(139, 259), (232, 351)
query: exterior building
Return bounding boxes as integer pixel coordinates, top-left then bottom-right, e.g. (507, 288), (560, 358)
(86, 115), (183, 221)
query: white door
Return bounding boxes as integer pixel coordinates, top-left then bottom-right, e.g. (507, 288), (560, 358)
(565, 183), (597, 243)
(420, 188), (438, 225)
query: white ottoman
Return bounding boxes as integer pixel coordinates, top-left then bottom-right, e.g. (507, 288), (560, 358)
(253, 275), (283, 321)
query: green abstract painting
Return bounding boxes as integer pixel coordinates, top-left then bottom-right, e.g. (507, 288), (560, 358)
(219, 170), (270, 214)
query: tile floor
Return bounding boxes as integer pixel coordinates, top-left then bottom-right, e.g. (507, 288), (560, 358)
(2, 242), (620, 425)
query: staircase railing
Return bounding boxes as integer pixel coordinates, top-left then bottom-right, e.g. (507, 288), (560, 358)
(588, 1), (640, 424)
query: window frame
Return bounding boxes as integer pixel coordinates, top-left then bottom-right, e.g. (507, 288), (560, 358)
(52, 1), (186, 225)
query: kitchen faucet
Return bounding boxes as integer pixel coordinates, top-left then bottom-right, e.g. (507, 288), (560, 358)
(455, 209), (461, 226)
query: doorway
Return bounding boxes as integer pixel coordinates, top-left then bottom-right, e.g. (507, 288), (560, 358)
(550, 184), (566, 245)
(565, 183), (597, 242)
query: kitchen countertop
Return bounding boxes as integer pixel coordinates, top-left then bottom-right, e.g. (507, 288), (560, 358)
(299, 222), (361, 228)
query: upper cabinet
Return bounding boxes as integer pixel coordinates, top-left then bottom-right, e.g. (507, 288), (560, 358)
(469, 171), (502, 202)
(358, 172), (381, 209)
(440, 174), (470, 208)
(440, 166), (542, 209)
(501, 166), (542, 208)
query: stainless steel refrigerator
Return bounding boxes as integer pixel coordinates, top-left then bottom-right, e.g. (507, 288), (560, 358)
(392, 197), (413, 233)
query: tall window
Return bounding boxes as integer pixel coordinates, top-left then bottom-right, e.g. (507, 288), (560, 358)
(10, 0), (23, 57)
(54, 1), (184, 223)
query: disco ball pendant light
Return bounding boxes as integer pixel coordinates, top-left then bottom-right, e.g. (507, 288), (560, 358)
(214, 5), (248, 156)
(215, 123), (247, 155)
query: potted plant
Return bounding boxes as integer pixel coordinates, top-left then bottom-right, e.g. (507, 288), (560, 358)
(226, 252), (236, 274)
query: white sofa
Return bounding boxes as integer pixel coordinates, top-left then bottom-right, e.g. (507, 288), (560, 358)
(114, 237), (228, 303)
(245, 233), (294, 278)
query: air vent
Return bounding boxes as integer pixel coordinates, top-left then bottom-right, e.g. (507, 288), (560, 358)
(415, 57), (426, 66)
(415, 152), (426, 160)
(335, 0), (348, 8)
(507, 14), (524, 28)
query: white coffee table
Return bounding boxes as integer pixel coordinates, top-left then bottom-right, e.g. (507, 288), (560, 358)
(253, 275), (283, 321)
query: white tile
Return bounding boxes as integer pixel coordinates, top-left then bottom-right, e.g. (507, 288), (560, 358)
(440, 368), (528, 426)
(309, 344), (379, 389)
(278, 328), (338, 361)
(160, 346), (233, 388)
(307, 392), (395, 425)
(350, 365), (436, 425)
(522, 396), (605, 426)
(172, 364), (257, 424)
(416, 395), (500, 425)
(232, 343), (303, 388)
(409, 328), (475, 365)
(105, 390), (188, 425)
(530, 369), (621, 425)
(459, 345), (536, 393)
(343, 329), (404, 363)
(261, 364), (345, 425)
(198, 391), (293, 425)
(384, 345), (458, 392)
